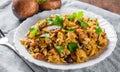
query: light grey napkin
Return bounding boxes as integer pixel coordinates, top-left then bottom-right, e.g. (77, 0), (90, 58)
(0, 0), (120, 72)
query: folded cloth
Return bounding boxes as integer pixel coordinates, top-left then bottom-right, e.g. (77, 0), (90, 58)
(0, 0), (120, 72)
(0, 0), (11, 9)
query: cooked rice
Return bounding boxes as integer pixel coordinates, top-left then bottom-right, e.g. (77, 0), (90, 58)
(20, 13), (108, 64)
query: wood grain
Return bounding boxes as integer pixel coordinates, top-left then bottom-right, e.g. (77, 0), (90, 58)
(80, 0), (120, 14)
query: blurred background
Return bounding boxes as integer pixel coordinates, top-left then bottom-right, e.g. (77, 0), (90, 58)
(80, 0), (120, 14)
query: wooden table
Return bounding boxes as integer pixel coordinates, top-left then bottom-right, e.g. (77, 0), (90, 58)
(80, 0), (120, 15)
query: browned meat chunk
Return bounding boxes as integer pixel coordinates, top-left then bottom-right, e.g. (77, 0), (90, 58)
(76, 29), (88, 42)
(39, 22), (47, 30)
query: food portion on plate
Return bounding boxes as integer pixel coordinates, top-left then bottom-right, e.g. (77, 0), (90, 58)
(20, 11), (108, 64)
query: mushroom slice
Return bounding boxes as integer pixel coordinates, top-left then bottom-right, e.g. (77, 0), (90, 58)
(43, 25), (61, 32)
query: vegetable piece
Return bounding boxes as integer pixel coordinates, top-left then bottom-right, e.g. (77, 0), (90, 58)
(77, 11), (84, 19)
(68, 42), (78, 52)
(96, 23), (102, 34)
(46, 18), (54, 25)
(72, 12), (77, 18)
(36, 0), (48, 3)
(66, 26), (75, 32)
(56, 46), (64, 54)
(81, 21), (87, 28)
(29, 27), (38, 37)
(53, 15), (63, 27)
(12, 0), (39, 20)
(66, 26), (75, 30)
(43, 25), (61, 32)
(66, 12), (77, 22)
(66, 15), (74, 22)
(78, 20), (87, 28)
(40, 33), (50, 38)
(66, 11), (84, 22)
(39, 0), (61, 10)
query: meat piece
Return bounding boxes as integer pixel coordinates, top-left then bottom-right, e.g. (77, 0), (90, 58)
(76, 29), (88, 42)
(35, 53), (46, 60)
(39, 22), (47, 30)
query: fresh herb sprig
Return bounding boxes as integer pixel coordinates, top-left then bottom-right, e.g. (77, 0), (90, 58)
(96, 23), (102, 34)
(77, 20), (87, 28)
(66, 11), (84, 22)
(45, 15), (63, 27)
(68, 42), (78, 52)
(56, 46), (64, 54)
(53, 15), (63, 27)
(29, 27), (38, 37)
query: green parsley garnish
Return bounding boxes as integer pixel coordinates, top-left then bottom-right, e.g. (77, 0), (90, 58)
(53, 15), (63, 27)
(66, 11), (84, 22)
(45, 15), (63, 27)
(77, 11), (84, 19)
(78, 20), (87, 28)
(66, 26), (75, 32)
(66, 15), (74, 22)
(56, 46), (64, 54)
(68, 42), (78, 52)
(29, 27), (38, 37)
(46, 18), (54, 25)
(96, 23), (102, 34)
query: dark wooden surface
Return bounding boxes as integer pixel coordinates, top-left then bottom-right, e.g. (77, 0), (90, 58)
(80, 0), (120, 15)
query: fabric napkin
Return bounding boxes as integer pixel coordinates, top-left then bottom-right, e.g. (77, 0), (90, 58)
(0, 0), (120, 72)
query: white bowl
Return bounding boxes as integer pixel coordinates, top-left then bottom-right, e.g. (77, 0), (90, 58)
(14, 8), (117, 70)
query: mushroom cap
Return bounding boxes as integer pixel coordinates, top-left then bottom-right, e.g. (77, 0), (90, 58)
(39, 0), (61, 10)
(12, 0), (39, 20)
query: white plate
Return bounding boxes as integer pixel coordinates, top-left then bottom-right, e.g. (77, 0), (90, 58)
(14, 8), (117, 70)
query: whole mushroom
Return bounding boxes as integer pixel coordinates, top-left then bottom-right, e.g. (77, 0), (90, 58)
(39, 0), (61, 10)
(12, 0), (61, 20)
(12, 0), (39, 20)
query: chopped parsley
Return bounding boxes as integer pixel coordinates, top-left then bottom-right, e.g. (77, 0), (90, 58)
(96, 23), (102, 34)
(78, 20), (87, 28)
(56, 46), (64, 54)
(29, 27), (38, 37)
(68, 42), (78, 52)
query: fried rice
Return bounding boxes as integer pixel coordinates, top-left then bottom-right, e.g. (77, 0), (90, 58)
(20, 11), (108, 64)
